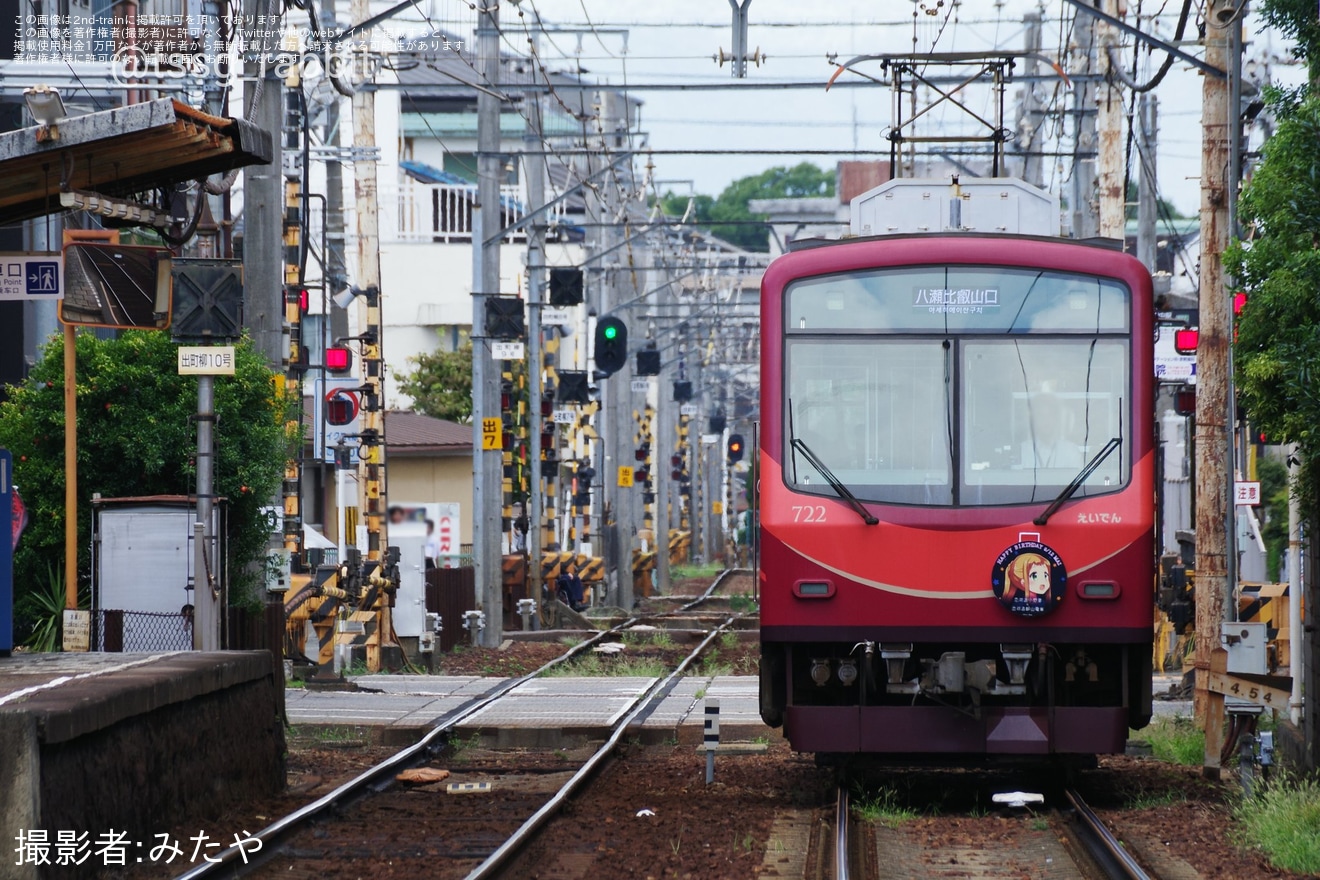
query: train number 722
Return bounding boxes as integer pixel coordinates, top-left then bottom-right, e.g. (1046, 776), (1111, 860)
(791, 505), (827, 522)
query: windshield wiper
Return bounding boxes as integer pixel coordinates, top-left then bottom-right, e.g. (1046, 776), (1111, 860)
(1033, 437), (1122, 526)
(791, 437), (878, 526)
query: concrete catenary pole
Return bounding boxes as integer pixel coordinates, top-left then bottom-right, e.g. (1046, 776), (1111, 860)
(524, 38), (546, 623)
(1136, 95), (1158, 272)
(1018, 10), (1045, 188)
(1070, 13), (1099, 239)
(1194, 0), (1235, 779)
(350, 0), (395, 670)
(473, 2), (504, 645)
(242, 0), (286, 368)
(1096, 0), (1126, 239)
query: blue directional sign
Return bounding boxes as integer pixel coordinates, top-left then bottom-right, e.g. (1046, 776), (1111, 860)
(0, 253), (63, 301)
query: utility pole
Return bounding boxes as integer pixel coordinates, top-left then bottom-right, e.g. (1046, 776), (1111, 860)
(322, 0), (349, 344)
(1070, 18), (1099, 239)
(654, 364), (671, 594)
(1018, 10), (1045, 188)
(524, 30), (546, 624)
(473, 2), (503, 645)
(1194, 0), (1236, 780)
(1096, 0), (1127, 239)
(243, 0), (286, 368)
(350, 0), (395, 670)
(1136, 95), (1158, 272)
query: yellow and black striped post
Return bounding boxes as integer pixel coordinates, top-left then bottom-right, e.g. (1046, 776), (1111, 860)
(281, 156), (305, 576)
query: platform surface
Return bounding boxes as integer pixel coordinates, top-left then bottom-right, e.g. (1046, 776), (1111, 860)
(0, 651), (185, 705)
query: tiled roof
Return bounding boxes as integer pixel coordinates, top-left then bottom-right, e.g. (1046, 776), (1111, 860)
(301, 400), (471, 455)
(384, 410), (472, 455)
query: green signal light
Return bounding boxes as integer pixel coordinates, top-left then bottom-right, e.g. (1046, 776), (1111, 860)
(603, 325), (618, 340)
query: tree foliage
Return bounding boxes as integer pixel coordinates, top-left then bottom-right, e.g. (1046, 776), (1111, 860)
(1260, 0), (1320, 83)
(0, 331), (292, 632)
(395, 340), (474, 423)
(658, 163), (836, 252)
(1227, 90), (1320, 463)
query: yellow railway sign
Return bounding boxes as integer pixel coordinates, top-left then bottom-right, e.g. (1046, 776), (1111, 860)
(480, 417), (501, 451)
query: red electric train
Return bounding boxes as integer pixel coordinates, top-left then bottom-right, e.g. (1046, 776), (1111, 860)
(757, 229), (1155, 758)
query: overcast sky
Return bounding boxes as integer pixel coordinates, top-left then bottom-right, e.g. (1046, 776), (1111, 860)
(441, 0), (1305, 217)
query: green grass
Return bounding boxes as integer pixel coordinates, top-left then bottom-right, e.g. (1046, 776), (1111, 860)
(1138, 717), (1205, 765)
(729, 592), (758, 614)
(851, 785), (920, 827)
(446, 731), (483, 762)
(672, 563), (722, 579)
(1233, 775), (1320, 875)
(307, 725), (363, 744)
(1124, 787), (1188, 810)
(649, 629), (674, 648)
(540, 654), (669, 678)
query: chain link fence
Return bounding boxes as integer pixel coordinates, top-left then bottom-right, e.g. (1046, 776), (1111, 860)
(95, 610), (193, 652)
(92, 605), (282, 653)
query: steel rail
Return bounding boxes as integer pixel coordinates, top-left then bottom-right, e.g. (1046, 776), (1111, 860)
(172, 620), (640, 879)
(678, 566), (750, 612)
(463, 617), (737, 879)
(1065, 789), (1153, 880)
(835, 785), (852, 880)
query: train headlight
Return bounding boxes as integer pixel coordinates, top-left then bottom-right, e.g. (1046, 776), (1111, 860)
(810, 658), (832, 687)
(837, 659), (858, 686)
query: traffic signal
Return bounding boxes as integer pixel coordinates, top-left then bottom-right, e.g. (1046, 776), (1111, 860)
(673, 381), (692, 402)
(727, 433), (745, 464)
(709, 414), (726, 434)
(486, 297), (525, 339)
(636, 349), (660, 376)
(325, 345), (352, 374)
(557, 370), (591, 404)
(549, 268), (584, 306)
(594, 316), (627, 375)
(325, 389), (358, 426)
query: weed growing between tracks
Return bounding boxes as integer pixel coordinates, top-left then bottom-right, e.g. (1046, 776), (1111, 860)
(850, 784), (921, 827)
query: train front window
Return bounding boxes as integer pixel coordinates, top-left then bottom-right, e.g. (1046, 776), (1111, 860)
(783, 265), (1132, 507)
(960, 340), (1129, 505)
(787, 341), (953, 505)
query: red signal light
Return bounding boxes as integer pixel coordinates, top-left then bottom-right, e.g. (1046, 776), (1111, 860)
(1174, 388), (1196, 416)
(325, 390), (358, 426)
(1233, 292), (1247, 316)
(325, 346), (352, 373)
(1174, 328), (1198, 355)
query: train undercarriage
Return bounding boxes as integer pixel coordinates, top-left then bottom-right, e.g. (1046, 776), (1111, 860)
(760, 639), (1153, 756)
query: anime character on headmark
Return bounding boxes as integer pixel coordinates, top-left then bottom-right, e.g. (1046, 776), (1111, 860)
(1005, 553), (1053, 604)
(992, 542), (1066, 616)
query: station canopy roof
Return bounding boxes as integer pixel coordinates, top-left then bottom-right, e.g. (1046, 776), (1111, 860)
(0, 98), (272, 224)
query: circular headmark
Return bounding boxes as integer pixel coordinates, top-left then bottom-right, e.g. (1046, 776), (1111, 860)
(990, 541), (1067, 617)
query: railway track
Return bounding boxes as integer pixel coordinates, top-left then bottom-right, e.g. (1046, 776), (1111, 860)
(833, 782), (1170, 880)
(174, 570), (747, 880)
(1062, 788), (1157, 880)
